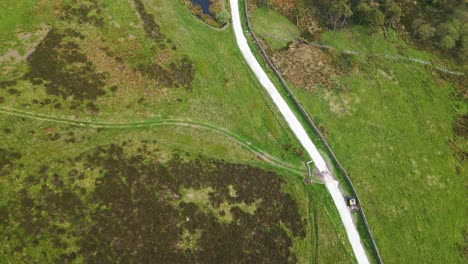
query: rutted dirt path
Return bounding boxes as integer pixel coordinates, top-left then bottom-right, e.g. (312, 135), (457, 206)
(0, 107), (306, 178)
(230, 0), (370, 263)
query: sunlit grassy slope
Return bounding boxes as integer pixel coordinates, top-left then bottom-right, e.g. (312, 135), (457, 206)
(0, 0), (359, 262)
(250, 7), (300, 49)
(294, 27), (467, 263)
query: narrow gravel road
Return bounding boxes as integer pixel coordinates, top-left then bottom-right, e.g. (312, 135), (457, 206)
(229, 0), (370, 263)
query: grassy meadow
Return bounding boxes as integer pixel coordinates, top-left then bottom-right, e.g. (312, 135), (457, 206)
(0, 0), (360, 262)
(250, 7), (300, 49)
(249, 4), (466, 263)
(294, 37), (466, 263)
(0, 0), (304, 165)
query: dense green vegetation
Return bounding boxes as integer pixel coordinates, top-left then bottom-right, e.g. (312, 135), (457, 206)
(1, 122), (306, 262)
(250, 8), (300, 49)
(249, 1), (467, 262)
(293, 47), (466, 263)
(255, 0), (467, 63)
(185, 0), (230, 28)
(0, 0), (306, 165)
(0, 0), (360, 262)
(0, 112), (356, 263)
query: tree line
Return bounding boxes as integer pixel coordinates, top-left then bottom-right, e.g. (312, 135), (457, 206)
(256, 0), (467, 60)
(319, 0), (466, 59)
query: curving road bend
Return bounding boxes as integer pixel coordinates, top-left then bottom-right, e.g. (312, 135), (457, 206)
(229, 0), (370, 263)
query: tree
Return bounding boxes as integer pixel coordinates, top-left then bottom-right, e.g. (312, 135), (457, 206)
(431, 0), (464, 13)
(383, 0), (402, 29)
(216, 9), (231, 24)
(354, 2), (385, 34)
(418, 24), (436, 40)
(367, 8), (385, 33)
(355, 2), (371, 25)
(436, 22), (460, 41)
(411, 18), (426, 34)
(256, 0), (271, 9)
(460, 33), (468, 61)
(328, 0), (353, 30)
(439, 35), (456, 49)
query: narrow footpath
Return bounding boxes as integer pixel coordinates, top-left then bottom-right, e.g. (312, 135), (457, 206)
(229, 0), (370, 263)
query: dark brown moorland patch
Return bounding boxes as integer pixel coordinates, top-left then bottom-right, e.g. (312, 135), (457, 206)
(133, 0), (166, 45)
(453, 114), (468, 138)
(0, 148), (21, 177)
(137, 56), (195, 91)
(1, 142), (305, 263)
(132, 0), (195, 90)
(2, 0), (195, 111)
(25, 29), (108, 110)
(64, 0), (105, 28)
(0, 80), (17, 89)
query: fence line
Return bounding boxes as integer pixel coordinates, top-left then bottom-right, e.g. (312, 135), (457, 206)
(242, 1), (383, 263)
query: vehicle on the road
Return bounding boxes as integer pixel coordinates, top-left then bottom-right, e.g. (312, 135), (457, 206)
(346, 197), (360, 212)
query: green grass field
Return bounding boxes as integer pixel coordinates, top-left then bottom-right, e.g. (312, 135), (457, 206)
(250, 7), (300, 49)
(0, 111), (355, 263)
(294, 58), (466, 263)
(298, 27), (466, 264)
(0, 0), (359, 262)
(249, 4), (467, 263)
(0, 0), (304, 166)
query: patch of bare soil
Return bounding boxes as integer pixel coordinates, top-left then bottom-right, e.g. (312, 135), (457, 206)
(0, 50), (22, 64)
(34, 0), (64, 19)
(437, 72), (468, 99)
(271, 42), (339, 92)
(267, 41), (352, 116)
(453, 114), (468, 138)
(77, 36), (165, 102)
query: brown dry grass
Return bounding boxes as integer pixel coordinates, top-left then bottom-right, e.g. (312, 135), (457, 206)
(156, 48), (174, 66)
(270, 0), (296, 18)
(272, 42), (338, 92)
(267, 40), (351, 116)
(34, 0), (64, 19)
(77, 35), (166, 104)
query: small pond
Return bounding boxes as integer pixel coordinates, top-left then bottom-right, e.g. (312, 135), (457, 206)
(190, 0), (211, 15)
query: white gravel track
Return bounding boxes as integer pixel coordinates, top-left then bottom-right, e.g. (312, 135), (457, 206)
(229, 1), (370, 263)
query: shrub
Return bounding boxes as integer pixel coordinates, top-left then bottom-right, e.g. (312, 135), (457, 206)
(439, 35), (456, 50)
(418, 24), (436, 40)
(216, 9), (231, 24)
(436, 22), (460, 40)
